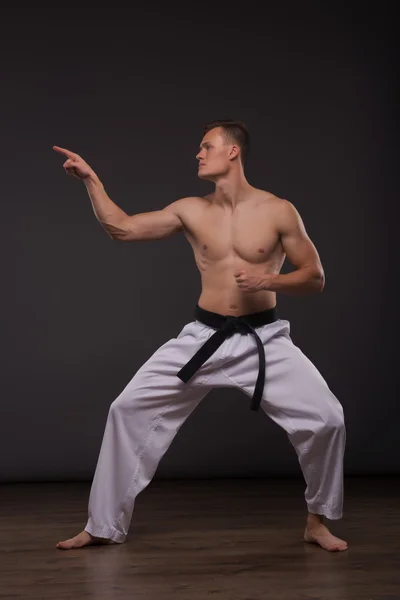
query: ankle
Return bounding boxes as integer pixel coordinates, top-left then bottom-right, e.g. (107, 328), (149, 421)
(307, 513), (324, 528)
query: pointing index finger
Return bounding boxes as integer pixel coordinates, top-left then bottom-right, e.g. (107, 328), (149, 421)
(53, 146), (75, 158)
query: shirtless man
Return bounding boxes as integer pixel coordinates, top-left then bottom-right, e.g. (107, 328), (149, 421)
(54, 120), (347, 552)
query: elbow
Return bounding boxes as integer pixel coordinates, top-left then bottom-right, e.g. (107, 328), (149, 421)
(304, 265), (325, 293)
(314, 268), (325, 292)
(104, 218), (133, 241)
(109, 232), (127, 241)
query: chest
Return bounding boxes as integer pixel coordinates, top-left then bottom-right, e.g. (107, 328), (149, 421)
(184, 206), (280, 263)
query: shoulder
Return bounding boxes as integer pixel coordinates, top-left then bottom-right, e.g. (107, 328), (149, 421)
(163, 195), (209, 217)
(254, 189), (288, 207)
(254, 190), (295, 215)
(164, 195), (208, 210)
(254, 191), (303, 233)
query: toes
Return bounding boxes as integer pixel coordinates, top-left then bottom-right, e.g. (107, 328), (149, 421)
(56, 539), (76, 550)
(329, 542), (348, 552)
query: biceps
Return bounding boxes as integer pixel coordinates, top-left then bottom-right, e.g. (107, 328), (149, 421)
(117, 209), (183, 241)
(281, 232), (322, 270)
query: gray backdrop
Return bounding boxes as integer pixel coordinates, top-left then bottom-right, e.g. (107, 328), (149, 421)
(4, 5), (397, 482)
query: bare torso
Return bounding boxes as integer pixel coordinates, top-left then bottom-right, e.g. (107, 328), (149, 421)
(178, 188), (286, 316)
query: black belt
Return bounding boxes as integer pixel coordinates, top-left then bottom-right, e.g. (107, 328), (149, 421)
(177, 304), (278, 411)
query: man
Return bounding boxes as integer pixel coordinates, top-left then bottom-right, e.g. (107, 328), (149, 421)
(54, 120), (347, 552)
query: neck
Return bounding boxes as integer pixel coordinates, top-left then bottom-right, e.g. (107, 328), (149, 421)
(212, 170), (252, 210)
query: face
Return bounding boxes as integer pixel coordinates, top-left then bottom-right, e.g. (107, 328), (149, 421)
(196, 127), (239, 181)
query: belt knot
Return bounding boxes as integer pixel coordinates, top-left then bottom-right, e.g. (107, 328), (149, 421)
(223, 316), (251, 335)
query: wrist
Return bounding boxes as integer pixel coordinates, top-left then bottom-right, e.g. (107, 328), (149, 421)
(263, 273), (279, 291)
(83, 172), (102, 187)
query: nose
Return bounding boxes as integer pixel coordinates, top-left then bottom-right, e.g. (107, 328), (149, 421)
(196, 150), (204, 160)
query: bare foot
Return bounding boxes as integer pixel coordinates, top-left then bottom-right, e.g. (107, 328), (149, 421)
(304, 523), (348, 552)
(56, 530), (115, 550)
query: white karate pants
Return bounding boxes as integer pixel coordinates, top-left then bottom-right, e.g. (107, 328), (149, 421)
(85, 318), (345, 543)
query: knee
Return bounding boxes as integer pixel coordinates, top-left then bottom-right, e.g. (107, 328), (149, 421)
(108, 380), (146, 419)
(319, 406), (345, 439)
(109, 398), (120, 415)
(108, 393), (130, 419)
(107, 400), (121, 425)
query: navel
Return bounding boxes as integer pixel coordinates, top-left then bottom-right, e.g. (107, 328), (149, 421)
(229, 304), (237, 310)
(203, 244), (208, 250)
(258, 248), (265, 253)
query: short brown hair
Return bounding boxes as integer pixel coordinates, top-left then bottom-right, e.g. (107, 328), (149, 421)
(203, 119), (249, 167)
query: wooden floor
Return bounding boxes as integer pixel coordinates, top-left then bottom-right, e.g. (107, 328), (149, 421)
(0, 477), (399, 600)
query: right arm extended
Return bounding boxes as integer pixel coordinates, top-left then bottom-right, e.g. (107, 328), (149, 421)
(53, 146), (185, 241)
(84, 173), (185, 241)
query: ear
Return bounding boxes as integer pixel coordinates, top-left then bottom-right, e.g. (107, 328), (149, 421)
(228, 144), (240, 161)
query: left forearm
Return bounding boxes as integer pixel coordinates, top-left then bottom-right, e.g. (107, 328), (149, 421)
(265, 266), (325, 295)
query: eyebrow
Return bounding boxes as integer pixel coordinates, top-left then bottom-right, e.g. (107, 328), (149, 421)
(199, 142), (212, 149)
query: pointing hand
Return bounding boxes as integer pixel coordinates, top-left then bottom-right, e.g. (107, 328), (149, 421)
(53, 146), (94, 180)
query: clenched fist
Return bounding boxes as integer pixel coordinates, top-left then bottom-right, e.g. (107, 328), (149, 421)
(234, 269), (273, 293)
(53, 146), (95, 180)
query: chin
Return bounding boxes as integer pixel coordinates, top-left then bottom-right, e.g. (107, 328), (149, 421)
(198, 169), (217, 181)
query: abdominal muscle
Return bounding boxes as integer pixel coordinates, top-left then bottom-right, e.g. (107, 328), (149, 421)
(197, 256), (280, 316)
